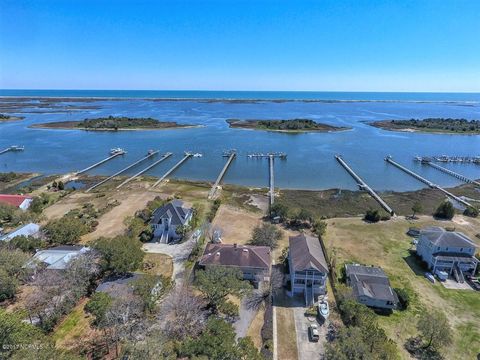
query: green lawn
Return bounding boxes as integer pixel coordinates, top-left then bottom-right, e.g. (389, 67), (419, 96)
(324, 216), (480, 360)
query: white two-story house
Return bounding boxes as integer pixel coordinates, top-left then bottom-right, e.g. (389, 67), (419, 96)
(416, 227), (478, 281)
(150, 200), (193, 244)
(288, 234), (329, 306)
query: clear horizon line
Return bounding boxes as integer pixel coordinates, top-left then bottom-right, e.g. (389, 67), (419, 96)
(1, 88), (480, 94)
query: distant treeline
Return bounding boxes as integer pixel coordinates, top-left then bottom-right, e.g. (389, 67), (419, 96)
(79, 116), (178, 129)
(227, 118), (348, 132)
(0, 114), (10, 119)
(373, 118), (480, 133)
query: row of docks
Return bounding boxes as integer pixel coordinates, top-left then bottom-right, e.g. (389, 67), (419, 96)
(0, 145), (24, 155)
(335, 155), (395, 216)
(415, 155), (480, 164)
(80, 149), (190, 191)
(385, 156), (474, 208)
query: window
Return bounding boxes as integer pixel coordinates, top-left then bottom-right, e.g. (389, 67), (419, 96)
(445, 247), (448, 251)
(460, 248), (463, 252)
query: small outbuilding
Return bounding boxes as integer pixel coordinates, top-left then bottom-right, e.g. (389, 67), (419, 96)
(0, 194), (33, 211)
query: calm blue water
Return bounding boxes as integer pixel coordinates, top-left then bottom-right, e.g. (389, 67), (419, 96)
(1, 91), (480, 191)
(1, 89), (480, 102)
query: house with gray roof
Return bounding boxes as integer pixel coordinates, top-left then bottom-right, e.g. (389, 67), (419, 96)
(288, 233), (329, 306)
(345, 264), (398, 310)
(416, 227), (478, 281)
(0, 222), (40, 242)
(198, 243), (271, 285)
(150, 200), (193, 243)
(27, 245), (90, 271)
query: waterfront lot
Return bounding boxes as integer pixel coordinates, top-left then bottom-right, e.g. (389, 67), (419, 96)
(323, 215), (480, 360)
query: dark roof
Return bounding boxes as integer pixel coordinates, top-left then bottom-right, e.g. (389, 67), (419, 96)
(49, 245), (86, 251)
(289, 234), (329, 273)
(96, 274), (142, 298)
(199, 243), (271, 270)
(151, 200), (191, 226)
(345, 264), (397, 303)
(420, 227), (476, 249)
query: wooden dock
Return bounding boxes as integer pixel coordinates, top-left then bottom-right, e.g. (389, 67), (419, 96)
(385, 156), (474, 208)
(424, 162), (480, 187)
(335, 155), (395, 215)
(76, 151), (125, 175)
(208, 151), (236, 199)
(269, 155), (275, 206)
(151, 153), (192, 188)
(116, 152), (172, 189)
(0, 146), (24, 155)
(86, 150), (159, 192)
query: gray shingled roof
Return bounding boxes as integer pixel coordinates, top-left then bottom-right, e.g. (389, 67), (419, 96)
(199, 243), (271, 270)
(420, 227), (476, 248)
(151, 200), (191, 226)
(289, 234), (329, 273)
(345, 264), (397, 303)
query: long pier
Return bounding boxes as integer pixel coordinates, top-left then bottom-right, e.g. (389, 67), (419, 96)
(269, 155), (275, 206)
(152, 153), (192, 188)
(76, 151), (125, 175)
(385, 156), (474, 208)
(116, 152), (172, 189)
(335, 155), (395, 216)
(86, 150), (159, 192)
(424, 162), (480, 187)
(208, 151), (236, 199)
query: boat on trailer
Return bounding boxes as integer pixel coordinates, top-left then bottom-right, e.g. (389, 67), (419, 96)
(318, 296), (329, 319)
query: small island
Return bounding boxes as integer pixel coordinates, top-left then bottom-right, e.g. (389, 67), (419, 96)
(370, 118), (480, 134)
(0, 113), (24, 122)
(227, 118), (350, 132)
(30, 116), (198, 131)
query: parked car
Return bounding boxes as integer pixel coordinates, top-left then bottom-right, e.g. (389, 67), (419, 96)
(308, 324), (320, 342)
(466, 275), (480, 291)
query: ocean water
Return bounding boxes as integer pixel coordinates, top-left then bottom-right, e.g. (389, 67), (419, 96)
(1, 90), (479, 191)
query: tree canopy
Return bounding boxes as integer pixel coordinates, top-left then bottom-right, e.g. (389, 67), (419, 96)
(43, 216), (89, 245)
(179, 318), (263, 360)
(249, 222), (283, 248)
(195, 266), (251, 309)
(92, 235), (145, 275)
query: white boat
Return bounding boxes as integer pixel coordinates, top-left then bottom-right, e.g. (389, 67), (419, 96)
(193, 153), (203, 157)
(318, 299), (329, 319)
(10, 145), (24, 151)
(110, 148), (125, 155)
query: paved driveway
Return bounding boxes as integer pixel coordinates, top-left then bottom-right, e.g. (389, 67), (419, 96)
(143, 236), (197, 287)
(291, 299), (326, 360)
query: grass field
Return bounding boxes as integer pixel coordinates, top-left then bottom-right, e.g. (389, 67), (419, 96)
(53, 298), (95, 350)
(277, 182), (480, 218)
(323, 215), (480, 360)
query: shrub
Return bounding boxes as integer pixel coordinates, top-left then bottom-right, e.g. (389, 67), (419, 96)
(394, 287), (410, 310)
(463, 206), (479, 218)
(364, 209), (380, 222)
(434, 201), (455, 220)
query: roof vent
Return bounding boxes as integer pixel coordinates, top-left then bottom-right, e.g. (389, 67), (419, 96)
(243, 249), (249, 253)
(216, 252), (220, 256)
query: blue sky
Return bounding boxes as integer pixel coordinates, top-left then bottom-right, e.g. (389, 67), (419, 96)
(0, 0), (479, 91)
